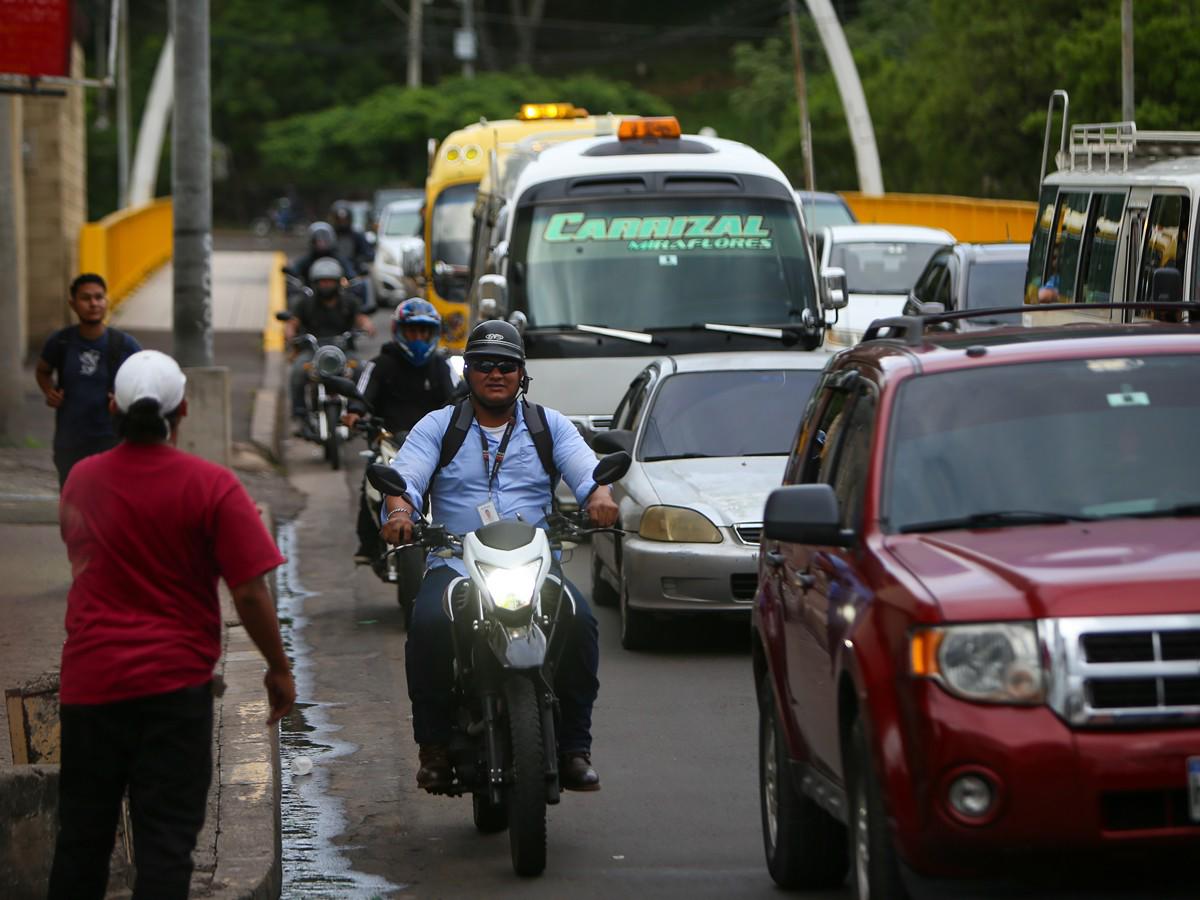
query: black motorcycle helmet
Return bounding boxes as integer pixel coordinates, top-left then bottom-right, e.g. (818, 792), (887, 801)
(307, 221), (336, 255)
(330, 203), (353, 234)
(463, 320), (525, 364)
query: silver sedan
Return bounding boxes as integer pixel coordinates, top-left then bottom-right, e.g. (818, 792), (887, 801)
(590, 351), (830, 650)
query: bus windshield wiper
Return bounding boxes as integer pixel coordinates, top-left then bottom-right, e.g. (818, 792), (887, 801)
(528, 323), (663, 346)
(899, 510), (1096, 534)
(1124, 502), (1200, 520)
(645, 322), (812, 343)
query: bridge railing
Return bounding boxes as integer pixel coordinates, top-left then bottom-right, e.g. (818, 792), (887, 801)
(840, 192), (1037, 243)
(78, 198), (173, 311)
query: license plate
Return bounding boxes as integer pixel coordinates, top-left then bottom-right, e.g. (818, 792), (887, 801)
(1189, 757), (1200, 823)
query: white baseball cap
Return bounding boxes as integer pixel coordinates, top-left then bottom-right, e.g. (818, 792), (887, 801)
(113, 350), (187, 414)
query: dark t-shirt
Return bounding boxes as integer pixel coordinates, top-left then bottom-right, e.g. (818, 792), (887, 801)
(294, 292), (359, 339)
(40, 327), (142, 450)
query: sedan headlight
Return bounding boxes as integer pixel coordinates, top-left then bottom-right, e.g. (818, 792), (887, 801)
(910, 623), (1044, 705)
(639, 506), (721, 543)
(479, 561), (541, 611)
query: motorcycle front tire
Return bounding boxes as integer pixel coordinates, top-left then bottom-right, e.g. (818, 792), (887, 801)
(324, 406), (341, 470)
(504, 676), (547, 877)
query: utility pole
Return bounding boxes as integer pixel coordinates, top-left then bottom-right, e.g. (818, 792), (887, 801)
(117, 0), (130, 207)
(0, 96), (26, 441)
(1121, 0), (1135, 123)
(456, 0), (477, 79)
(171, 0), (213, 367)
(407, 0), (423, 88)
(787, 0), (815, 191)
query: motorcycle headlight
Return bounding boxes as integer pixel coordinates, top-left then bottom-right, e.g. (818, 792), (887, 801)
(312, 345), (347, 378)
(479, 561), (541, 611)
(910, 623), (1045, 705)
(639, 506), (721, 543)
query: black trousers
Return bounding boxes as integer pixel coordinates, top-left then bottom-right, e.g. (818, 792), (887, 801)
(47, 683), (214, 900)
(53, 437), (118, 489)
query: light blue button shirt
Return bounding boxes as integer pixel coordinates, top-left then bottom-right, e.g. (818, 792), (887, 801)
(388, 401), (598, 574)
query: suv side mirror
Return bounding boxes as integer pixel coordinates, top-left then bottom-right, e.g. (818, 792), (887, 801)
(821, 267), (848, 310)
(478, 273), (509, 319)
(1151, 267), (1183, 303)
(763, 484), (853, 547)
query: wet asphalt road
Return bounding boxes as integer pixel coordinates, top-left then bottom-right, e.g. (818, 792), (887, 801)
(275, 416), (851, 899)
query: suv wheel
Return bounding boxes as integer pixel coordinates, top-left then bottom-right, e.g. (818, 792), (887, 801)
(848, 716), (908, 900)
(759, 676), (847, 888)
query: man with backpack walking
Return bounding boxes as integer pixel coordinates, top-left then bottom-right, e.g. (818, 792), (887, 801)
(380, 320), (618, 793)
(35, 273), (142, 487)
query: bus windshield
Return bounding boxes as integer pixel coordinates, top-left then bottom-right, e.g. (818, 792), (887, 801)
(509, 196), (815, 330)
(431, 182), (477, 301)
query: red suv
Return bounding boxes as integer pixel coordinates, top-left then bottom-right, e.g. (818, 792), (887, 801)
(752, 309), (1200, 898)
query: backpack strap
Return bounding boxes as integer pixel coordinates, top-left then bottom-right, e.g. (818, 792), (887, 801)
(105, 327), (127, 393)
(521, 399), (559, 486)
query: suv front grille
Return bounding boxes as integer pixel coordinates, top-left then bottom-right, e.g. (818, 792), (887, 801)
(1101, 789), (1198, 831)
(1043, 615), (1200, 728)
(733, 523), (763, 545)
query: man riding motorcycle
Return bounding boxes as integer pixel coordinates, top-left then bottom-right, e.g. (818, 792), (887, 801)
(286, 256), (374, 436)
(286, 222), (356, 287)
(380, 320), (619, 793)
(330, 202), (374, 275)
(345, 299), (458, 565)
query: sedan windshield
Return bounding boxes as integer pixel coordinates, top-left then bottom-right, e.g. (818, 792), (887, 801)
(511, 196), (816, 330)
(639, 369), (821, 461)
(885, 355), (1200, 532)
(832, 241), (946, 294)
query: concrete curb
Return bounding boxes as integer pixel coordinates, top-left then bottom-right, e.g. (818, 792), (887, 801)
(0, 495), (58, 525)
(208, 502), (282, 900)
(248, 352), (284, 465)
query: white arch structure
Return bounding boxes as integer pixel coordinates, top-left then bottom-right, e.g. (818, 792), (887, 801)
(805, 0), (884, 195)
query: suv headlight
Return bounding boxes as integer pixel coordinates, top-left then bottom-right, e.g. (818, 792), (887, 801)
(639, 506), (721, 543)
(910, 623), (1045, 705)
(479, 562), (540, 611)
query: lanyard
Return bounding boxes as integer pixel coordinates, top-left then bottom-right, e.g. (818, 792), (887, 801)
(480, 418), (516, 497)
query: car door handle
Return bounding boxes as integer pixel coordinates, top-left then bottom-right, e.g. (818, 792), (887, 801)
(764, 549), (785, 568)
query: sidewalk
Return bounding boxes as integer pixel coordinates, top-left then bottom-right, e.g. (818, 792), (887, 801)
(0, 251), (290, 898)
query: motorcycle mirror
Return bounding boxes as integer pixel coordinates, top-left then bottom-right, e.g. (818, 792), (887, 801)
(367, 463), (408, 496)
(323, 374), (362, 400)
(274, 310), (293, 321)
(592, 451), (631, 486)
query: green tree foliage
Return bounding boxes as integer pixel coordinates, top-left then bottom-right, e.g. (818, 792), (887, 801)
(729, 0), (1200, 200)
(257, 71), (671, 189)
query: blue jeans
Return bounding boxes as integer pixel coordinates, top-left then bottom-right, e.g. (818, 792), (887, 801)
(406, 566), (600, 753)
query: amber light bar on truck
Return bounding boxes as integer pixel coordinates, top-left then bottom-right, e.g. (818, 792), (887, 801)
(618, 116), (682, 140)
(517, 102), (588, 121)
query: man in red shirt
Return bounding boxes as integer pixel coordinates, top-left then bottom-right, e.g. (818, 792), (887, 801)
(48, 350), (296, 900)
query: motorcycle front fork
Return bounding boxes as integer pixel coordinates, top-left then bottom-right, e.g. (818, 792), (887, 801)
(478, 675), (561, 807)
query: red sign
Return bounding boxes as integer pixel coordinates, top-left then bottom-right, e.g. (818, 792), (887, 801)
(0, 0), (73, 79)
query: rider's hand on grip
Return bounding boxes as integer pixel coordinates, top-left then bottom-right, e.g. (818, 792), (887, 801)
(381, 506), (415, 546)
(585, 486), (619, 528)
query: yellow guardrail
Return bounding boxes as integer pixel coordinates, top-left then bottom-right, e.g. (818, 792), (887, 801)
(263, 252), (287, 352)
(78, 197), (173, 311)
(840, 192), (1038, 243)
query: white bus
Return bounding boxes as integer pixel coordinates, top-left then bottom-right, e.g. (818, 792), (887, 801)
(1025, 90), (1198, 322)
(470, 117), (835, 436)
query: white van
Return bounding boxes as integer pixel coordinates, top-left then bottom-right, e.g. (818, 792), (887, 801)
(470, 117), (835, 437)
(1025, 91), (1198, 321)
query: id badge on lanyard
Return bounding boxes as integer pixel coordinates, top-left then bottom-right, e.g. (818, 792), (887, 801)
(478, 419), (515, 526)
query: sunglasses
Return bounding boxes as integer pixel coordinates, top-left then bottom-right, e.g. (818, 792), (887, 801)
(471, 360), (520, 375)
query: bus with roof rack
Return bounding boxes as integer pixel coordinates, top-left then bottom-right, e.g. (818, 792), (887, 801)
(467, 116), (837, 439)
(422, 104), (630, 350)
(1024, 90), (1198, 323)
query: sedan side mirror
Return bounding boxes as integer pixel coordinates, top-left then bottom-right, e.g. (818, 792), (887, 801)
(367, 463), (408, 496)
(763, 484), (853, 547)
(592, 451), (632, 486)
(821, 267), (848, 311)
(591, 429), (634, 454)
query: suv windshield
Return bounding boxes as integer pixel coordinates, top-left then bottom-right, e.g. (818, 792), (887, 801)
(510, 196), (815, 330)
(639, 369), (820, 461)
(832, 241), (945, 294)
(383, 206), (421, 236)
(885, 355), (1200, 532)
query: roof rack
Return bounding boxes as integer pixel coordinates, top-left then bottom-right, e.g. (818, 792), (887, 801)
(860, 303), (1200, 348)
(1066, 121), (1200, 172)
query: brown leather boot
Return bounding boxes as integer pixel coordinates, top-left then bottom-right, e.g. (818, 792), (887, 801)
(417, 744), (452, 792)
(559, 751), (600, 792)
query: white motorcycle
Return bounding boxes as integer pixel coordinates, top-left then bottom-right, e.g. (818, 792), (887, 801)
(366, 451), (629, 877)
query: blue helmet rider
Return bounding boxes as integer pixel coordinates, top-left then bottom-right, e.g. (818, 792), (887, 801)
(392, 298), (442, 366)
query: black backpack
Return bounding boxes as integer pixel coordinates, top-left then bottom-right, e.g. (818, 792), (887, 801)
(431, 398), (558, 492)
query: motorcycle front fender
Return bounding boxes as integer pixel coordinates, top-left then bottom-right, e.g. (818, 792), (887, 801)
(488, 622), (547, 670)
